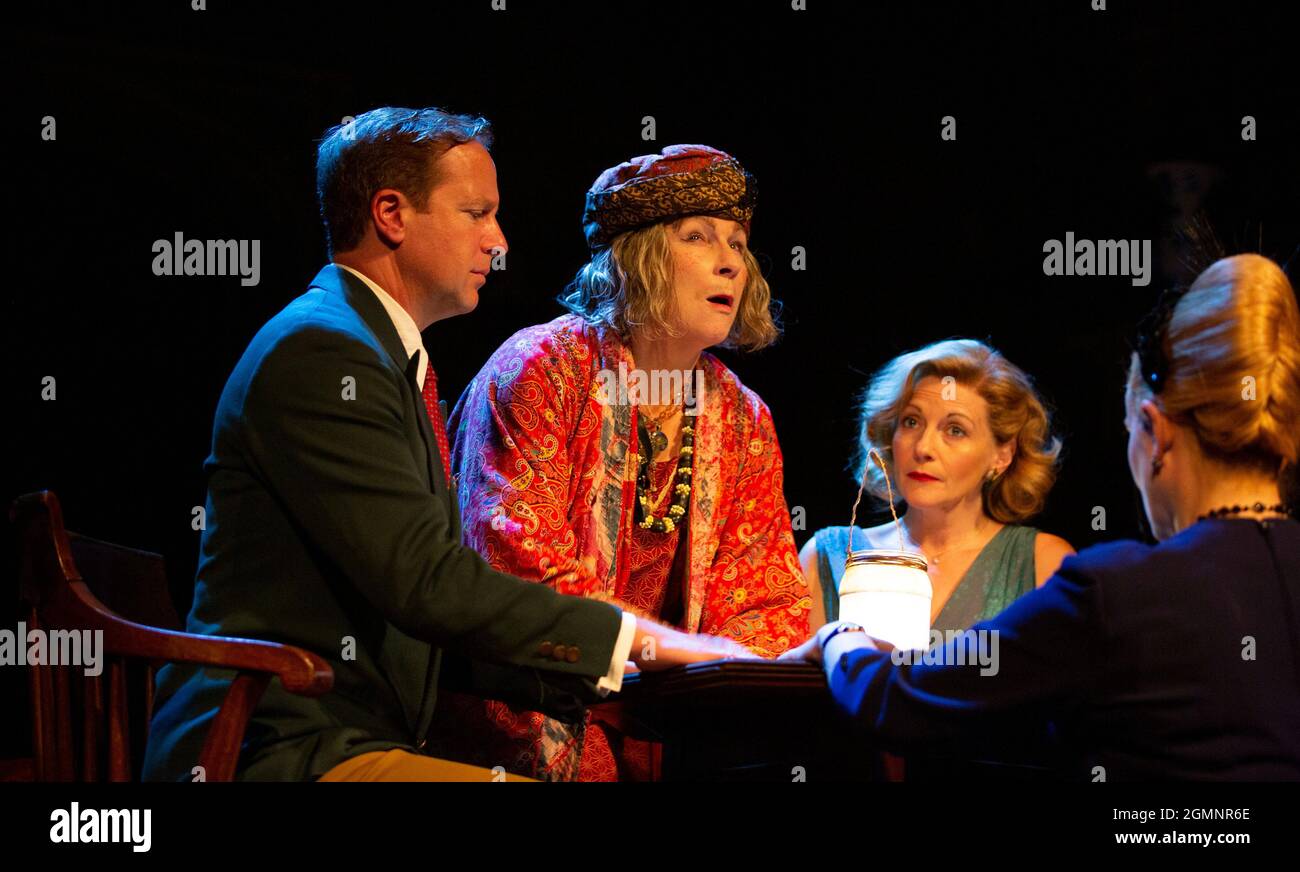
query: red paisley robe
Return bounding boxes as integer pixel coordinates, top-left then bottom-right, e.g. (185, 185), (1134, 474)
(439, 314), (811, 779)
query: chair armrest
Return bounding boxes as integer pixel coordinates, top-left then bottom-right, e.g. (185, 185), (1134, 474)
(57, 579), (333, 696)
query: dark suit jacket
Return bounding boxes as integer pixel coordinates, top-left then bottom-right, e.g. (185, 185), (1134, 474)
(830, 518), (1300, 780)
(142, 265), (623, 781)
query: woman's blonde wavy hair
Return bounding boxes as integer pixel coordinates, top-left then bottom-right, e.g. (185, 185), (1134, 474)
(852, 339), (1063, 524)
(558, 219), (780, 351)
(1126, 254), (1300, 492)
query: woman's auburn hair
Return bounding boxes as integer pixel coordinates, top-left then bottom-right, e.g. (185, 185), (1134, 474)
(557, 220), (780, 351)
(852, 338), (1063, 524)
(1126, 253), (1300, 482)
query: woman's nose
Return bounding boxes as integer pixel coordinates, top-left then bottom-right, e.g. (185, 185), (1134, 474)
(716, 243), (743, 276)
(913, 426), (937, 459)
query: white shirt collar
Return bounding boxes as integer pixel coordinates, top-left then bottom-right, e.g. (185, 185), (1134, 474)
(333, 263), (429, 389)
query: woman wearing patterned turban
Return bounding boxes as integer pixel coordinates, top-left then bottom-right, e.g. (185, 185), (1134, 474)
(430, 145), (812, 780)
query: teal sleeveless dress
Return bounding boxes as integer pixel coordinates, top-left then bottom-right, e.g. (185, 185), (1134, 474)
(813, 525), (1039, 633)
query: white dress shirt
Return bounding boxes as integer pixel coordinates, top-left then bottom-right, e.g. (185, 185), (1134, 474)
(333, 262), (637, 694)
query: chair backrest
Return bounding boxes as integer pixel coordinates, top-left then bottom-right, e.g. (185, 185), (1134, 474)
(68, 533), (183, 633)
(11, 490), (334, 782)
(13, 494), (177, 781)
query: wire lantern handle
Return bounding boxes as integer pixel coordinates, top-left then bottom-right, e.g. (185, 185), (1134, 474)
(846, 447), (906, 559)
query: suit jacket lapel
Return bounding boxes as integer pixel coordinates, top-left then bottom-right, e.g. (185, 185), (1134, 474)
(310, 265), (454, 508)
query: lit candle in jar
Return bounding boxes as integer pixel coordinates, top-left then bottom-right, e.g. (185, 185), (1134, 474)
(838, 447), (932, 651)
(838, 549), (932, 651)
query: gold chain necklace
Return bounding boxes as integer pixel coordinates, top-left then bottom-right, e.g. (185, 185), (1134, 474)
(640, 405), (679, 456)
(643, 453), (678, 515)
(903, 521), (997, 566)
(633, 353), (702, 456)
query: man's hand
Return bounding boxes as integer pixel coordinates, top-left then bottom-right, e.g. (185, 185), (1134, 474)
(550, 555), (600, 588)
(629, 617), (755, 671)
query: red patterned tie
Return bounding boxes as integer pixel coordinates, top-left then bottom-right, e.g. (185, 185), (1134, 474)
(421, 359), (453, 485)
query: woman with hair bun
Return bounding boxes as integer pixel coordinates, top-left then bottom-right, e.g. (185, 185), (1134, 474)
(789, 253), (1300, 780)
(802, 339), (1075, 633)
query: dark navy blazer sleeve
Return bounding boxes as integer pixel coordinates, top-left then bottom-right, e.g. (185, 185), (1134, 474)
(827, 550), (1116, 750)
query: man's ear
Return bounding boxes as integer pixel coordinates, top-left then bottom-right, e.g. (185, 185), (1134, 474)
(1140, 399), (1176, 456)
(370, 188), (407, 248)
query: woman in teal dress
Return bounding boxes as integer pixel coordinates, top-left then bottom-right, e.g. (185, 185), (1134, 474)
(802, 339), (1075, 633)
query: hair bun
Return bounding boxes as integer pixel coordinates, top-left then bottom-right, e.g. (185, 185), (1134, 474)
(1162, 254), (1300, 470)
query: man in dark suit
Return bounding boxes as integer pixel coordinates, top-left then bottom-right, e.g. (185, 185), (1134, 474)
(142, 107), (746, 781)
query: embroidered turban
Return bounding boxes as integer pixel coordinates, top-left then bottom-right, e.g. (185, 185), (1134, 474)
(582, 144), (757, 251)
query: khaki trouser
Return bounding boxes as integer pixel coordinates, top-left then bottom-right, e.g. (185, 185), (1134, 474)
(318, 749), (537, 782)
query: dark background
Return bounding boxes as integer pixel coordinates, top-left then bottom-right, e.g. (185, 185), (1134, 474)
(5, 1), (1298, 756)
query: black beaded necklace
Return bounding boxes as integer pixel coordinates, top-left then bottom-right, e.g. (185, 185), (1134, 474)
(1196, 502), (1290, 523)
(635, 412), (694, 533)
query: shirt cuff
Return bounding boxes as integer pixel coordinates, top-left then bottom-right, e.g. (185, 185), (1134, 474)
(821, 624), (880, 682)
(596, 611), (639, 696)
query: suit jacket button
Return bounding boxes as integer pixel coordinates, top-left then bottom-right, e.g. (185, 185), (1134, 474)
(566, 646), (580, 663)
(538, 641), (554, 658)
(552, 644), (567, 661)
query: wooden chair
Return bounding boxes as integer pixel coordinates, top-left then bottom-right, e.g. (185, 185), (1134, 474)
(9, 490), (334, 781)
